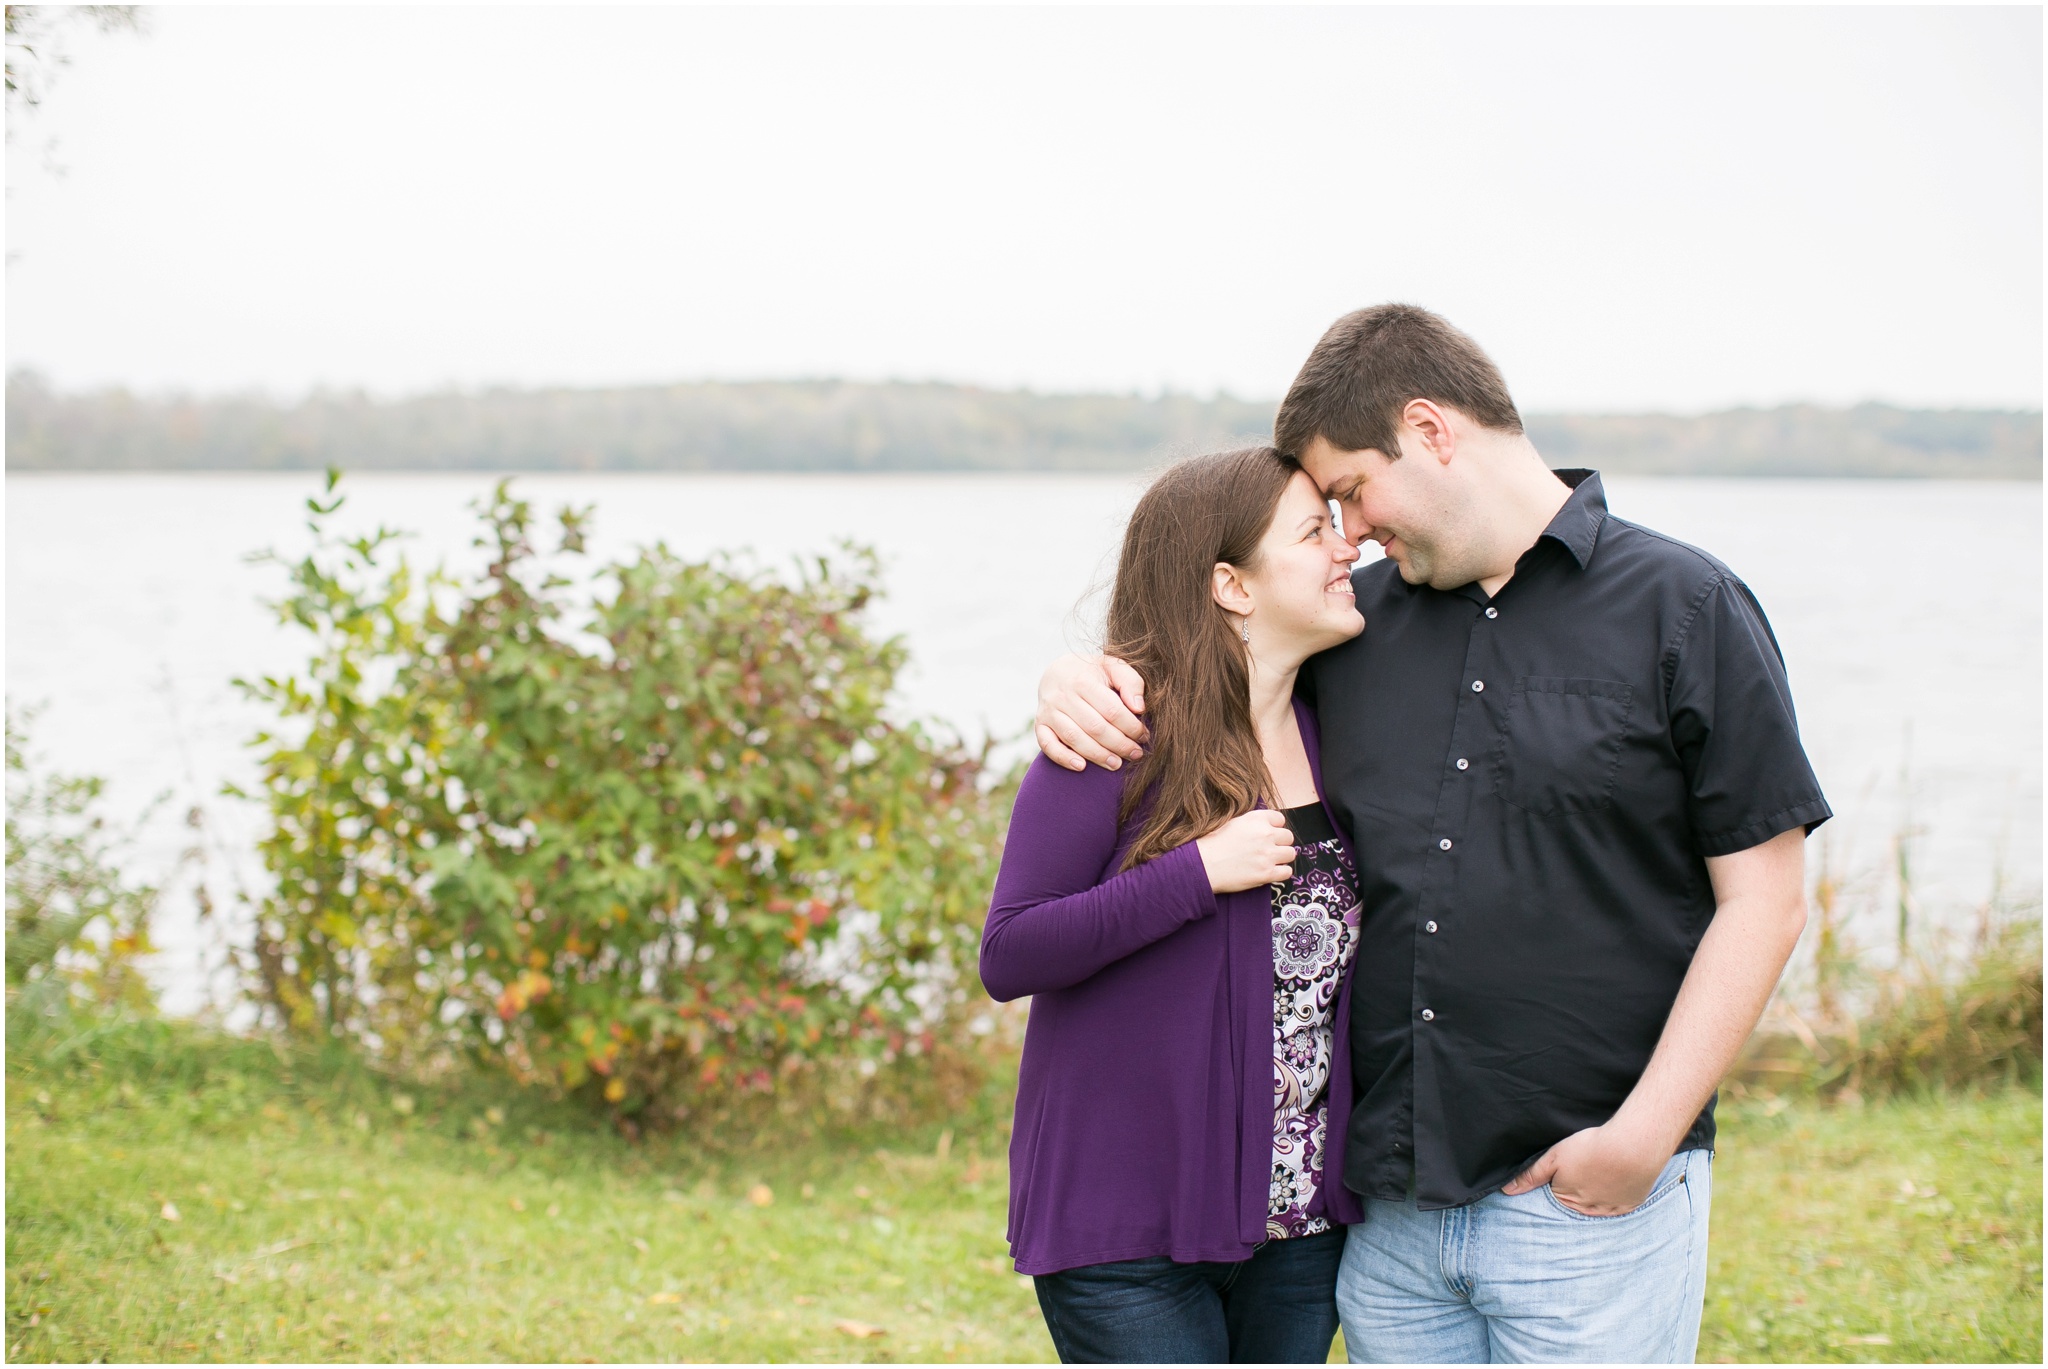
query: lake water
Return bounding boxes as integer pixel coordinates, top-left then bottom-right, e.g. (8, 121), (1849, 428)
(7, 472), (2041, 1013)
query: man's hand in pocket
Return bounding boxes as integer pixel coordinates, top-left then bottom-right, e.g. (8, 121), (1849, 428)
(1501, 1124), (1668, 1216)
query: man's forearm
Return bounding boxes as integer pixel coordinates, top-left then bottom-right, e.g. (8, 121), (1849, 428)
(1503, 828), (1809, 1210)
(1610, 834), (1808, 1154)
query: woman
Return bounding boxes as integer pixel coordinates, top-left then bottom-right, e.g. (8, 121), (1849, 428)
(981, 447), (1367, 1364)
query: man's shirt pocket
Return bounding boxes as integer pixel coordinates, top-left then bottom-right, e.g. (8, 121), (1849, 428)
(1491, 677), (1635, 816)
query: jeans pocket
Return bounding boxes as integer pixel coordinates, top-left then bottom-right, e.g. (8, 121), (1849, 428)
(1541, 1165), (1690, 1223)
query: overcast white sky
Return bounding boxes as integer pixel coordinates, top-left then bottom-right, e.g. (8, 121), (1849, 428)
(4, 3), (2041, 410)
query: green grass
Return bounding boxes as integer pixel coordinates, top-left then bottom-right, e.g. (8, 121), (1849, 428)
(6, 1020), (2041, 1363)
(1700, 1093), (2041, 1363)
(6, 1019), (1050, 1362)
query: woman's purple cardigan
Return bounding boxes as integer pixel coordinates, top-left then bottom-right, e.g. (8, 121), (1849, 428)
(981, 700), (1364, 1277)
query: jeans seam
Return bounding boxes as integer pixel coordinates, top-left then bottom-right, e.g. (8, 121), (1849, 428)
(1674, 1158), (1696, 1361)
(1219, 1238), (1266, 1293)
(1034, 1281), (1075, 1364)
(1671, 1149), (1707, 1363)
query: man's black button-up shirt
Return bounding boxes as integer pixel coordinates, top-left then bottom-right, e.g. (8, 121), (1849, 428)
(1303, 470), (1831, 1210)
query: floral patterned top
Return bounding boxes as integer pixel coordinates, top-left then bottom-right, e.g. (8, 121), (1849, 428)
(1267, 800), (1363, 1239)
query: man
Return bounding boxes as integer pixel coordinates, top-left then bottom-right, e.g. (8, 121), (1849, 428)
(1034, 305), (1828, 1363)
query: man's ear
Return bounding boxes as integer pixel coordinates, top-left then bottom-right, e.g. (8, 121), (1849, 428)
(1401, 398), (1457, 466)
(1211, 561), (1253, 619)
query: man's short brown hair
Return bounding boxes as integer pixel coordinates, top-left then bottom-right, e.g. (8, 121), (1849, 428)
(1274, 304), (1523, 459)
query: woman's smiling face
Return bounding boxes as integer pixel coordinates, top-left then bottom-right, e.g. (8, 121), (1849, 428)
(1225, 470), (1364, 662)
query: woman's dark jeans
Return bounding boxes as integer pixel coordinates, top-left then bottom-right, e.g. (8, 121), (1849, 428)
(1032, 1228), (1346, 1364)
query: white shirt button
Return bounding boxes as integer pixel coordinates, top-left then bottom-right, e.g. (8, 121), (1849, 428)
(1485, 607), (1499, 619)
(1471, 680), (1484, 692)
(1421, 1009), (1435, 1021)
(1438, 838), (1453, 851)
(1426, 921), (1438, 933)
(1456, 758), (1469, 771)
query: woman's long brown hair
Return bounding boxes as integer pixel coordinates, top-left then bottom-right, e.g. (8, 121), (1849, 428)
(1108, 446), (1297, 870)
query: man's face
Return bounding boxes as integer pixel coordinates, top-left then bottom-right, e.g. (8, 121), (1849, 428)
(1299, 434), (1462, 588)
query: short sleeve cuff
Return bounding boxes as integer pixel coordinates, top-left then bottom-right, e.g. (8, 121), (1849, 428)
(1695, 798), (1834, 858)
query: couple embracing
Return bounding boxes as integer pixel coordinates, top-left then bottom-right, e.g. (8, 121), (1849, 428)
(980, 306), (1831, 1364)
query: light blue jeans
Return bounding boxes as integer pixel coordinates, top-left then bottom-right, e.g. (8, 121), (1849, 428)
(1337, 1148), (1713, 1363)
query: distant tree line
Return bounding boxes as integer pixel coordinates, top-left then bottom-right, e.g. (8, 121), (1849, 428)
(1527, 406), (2040, 480)
(6, 372), (2039, 478)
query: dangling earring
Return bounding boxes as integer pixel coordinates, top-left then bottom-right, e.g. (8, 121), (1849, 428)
(1239, 615), (1251, 645)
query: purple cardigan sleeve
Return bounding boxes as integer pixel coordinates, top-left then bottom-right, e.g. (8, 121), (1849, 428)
(980, 755), (1220, 1003)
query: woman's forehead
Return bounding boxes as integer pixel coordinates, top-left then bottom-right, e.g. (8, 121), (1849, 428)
(1277, 470), (1328, 513)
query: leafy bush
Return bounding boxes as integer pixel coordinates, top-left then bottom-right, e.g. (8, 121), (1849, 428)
(236, 475), (1014, 1120)
(4, 716), (162, 1033)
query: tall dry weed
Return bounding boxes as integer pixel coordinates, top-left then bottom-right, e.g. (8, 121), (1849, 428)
(1736, 829), (2042, 1102)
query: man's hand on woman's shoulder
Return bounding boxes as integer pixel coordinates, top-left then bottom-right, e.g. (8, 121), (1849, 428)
(1035, 654), (1152, 772)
